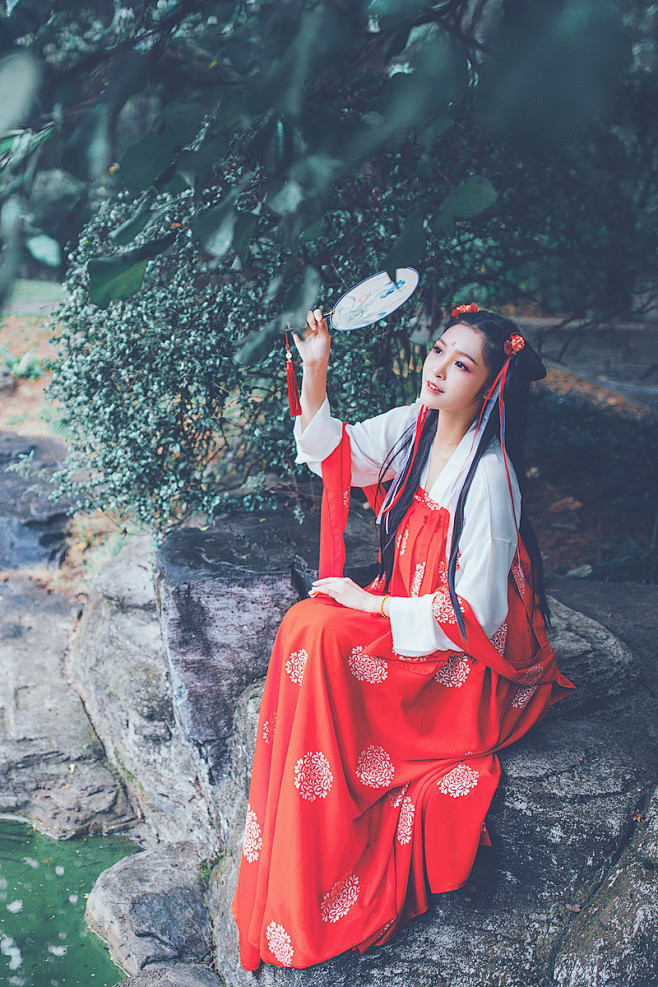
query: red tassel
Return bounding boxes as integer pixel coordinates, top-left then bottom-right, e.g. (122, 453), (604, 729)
(285, 331), (302, 417)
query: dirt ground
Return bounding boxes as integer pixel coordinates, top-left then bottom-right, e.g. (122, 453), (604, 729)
(1, 301), (655, 592)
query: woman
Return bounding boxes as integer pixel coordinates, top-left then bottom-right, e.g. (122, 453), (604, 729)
(232, 303), (575, 970)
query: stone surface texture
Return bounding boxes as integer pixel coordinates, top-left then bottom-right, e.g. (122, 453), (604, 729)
(549, 575), (658, 698)
(86, 844), (212, 976)
(553, 781), (658, 987)
(115, 966), (223, 987)
(152, 510), (378, 835)
(0, 429), (72, 568)
(0, 572), (133, 838)
(66, 533), (219, 852)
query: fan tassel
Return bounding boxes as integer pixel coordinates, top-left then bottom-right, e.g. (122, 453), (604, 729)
(285, 332), (302, 417)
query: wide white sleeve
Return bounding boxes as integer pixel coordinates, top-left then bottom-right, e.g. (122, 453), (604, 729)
(294, 397), (419, 486)
(389, 453), (520, 657)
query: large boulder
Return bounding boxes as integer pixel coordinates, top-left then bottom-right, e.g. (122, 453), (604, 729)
(66, 533), (219, 852)
(152, 508), (377, 838)
(0, 573), (133, 837)
(73, 519), (657, 986)
(86, 844), (213, 976)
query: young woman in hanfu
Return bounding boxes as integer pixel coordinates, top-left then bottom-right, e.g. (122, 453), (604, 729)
(232, 303), (575, 971)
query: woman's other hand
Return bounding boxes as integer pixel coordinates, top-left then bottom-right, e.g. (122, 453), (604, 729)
(309, 577), (382, 613)
(293, 308), (331, 369)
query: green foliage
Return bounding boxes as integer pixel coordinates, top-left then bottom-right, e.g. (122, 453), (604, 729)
(2, 0), (656, 537)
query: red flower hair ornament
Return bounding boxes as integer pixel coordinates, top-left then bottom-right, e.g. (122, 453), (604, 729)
(504, 333), (525, 357)
(451, 302), (479, 318)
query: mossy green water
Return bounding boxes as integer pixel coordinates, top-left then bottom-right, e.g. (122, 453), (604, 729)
(0, 818), (138, 987)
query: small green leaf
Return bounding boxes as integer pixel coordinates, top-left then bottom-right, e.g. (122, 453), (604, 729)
(26, 234), (61, 267)
(432, 175), (498, 235)
(232, 212), (258, 264)
(0, 344), (18, 369)
(119, 133), (179, 194)
(301, 217), (326, 242)
(213, 88), (243, 129)
(195, 194), (238, 258)
(178, 135), (230, 183)
(87, 234), (175, 307)
(14, 347), (40, 378)
(159, 171), (189, 196)
(160, 102), (205, 147)
(88, 256), (150, 308)
(235, 323), (279, 365)
(249, 113), (295, 175)
(384, 210), (426, 282)
(109, 199), (155, 246)
(0, 54), (41, 132)
(416, 154), (434, 179)
(278, 266), (321, 332)
(386, 24), (412, 59)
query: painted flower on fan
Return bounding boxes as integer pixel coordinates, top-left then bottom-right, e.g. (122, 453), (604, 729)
(504, 333), (525, 356)
(451, 302), (479, 317)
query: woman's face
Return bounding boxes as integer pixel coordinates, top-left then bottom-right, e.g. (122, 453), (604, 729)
(421, 323), (491, 416)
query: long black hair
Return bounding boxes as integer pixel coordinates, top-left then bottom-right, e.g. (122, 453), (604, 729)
(375, 309), (550, 635)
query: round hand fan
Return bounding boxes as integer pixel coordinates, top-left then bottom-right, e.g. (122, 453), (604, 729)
(327, 268), (419, 331)
(283, 267), (419, 418)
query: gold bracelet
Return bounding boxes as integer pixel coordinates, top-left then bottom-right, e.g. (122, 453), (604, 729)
(379, 594), (391, 618)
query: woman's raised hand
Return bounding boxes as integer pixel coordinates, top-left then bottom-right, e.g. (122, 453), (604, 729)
(292, 308), (331, 369)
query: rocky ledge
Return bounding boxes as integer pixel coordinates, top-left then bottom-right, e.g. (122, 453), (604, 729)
(0, 572), (134, 838)
(66, 511), (658, 987)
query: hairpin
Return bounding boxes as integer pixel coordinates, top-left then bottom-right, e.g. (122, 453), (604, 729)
(504, 333), (525, 356)
(451, 302), (479, 318)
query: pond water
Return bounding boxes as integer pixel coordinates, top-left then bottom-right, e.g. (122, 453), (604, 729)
(0, 817), (138, 987)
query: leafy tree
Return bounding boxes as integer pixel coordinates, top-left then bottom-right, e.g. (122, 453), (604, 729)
(1, 0), (655, 535)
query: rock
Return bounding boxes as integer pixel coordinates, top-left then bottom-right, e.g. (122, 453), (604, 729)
(0, 573), (134, 837)
(548, 575), (658, 698)
(0, 429), (72, 568)
(153, 509), (377, 798)
(208, 598), (658, 987)
(66, 532), (219, 852)
(542, 597), (639, 715)
(553, 782), (658, 987)
(115, 965), (223, 987)
(76, 518), (657, 984)
(86, 844), (213, 976)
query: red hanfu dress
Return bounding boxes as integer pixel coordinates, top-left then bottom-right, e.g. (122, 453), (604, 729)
(232, 399), (575, 970)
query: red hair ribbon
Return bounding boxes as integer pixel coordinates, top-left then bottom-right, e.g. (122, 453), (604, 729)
(379, 403), (428, 519)
(451, 302), (479, 318)
(504, 333), (525, 356)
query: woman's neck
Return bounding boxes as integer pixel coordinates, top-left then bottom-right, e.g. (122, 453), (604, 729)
(432, 408), (477, 452)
